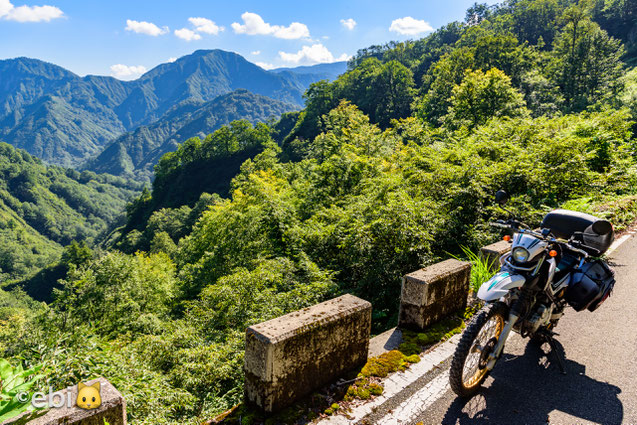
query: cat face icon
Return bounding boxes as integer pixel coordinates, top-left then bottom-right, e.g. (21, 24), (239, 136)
(76, 382), (102, 409)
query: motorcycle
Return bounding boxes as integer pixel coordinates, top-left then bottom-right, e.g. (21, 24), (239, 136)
(449, 190), (616, 397)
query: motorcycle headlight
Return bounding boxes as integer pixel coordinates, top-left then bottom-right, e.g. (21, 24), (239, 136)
(512, 247), (530, 263)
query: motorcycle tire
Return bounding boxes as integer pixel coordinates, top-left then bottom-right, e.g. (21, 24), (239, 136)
(449, 302), (509, 397)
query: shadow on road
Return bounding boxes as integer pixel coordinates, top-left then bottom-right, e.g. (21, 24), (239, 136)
(442, 339), (623, 425)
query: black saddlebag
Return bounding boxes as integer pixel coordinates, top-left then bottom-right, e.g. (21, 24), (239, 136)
(565, 260), (615, 312)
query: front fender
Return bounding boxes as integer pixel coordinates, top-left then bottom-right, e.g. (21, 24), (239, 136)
(477, 271), (525, 302)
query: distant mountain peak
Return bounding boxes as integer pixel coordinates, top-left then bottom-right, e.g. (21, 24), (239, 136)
(0, 50), (343, 170)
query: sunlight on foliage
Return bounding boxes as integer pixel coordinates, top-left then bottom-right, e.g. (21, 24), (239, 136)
(2, 1), (637, 423)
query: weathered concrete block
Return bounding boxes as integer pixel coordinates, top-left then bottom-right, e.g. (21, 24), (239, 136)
(480, 240), (512, 268)
(4, 377), (126, 425)
(398, 259), (471, 331)
(244, 294), (372, 412)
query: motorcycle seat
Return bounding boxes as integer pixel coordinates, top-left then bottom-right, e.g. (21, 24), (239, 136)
(541, 209), (614, 256)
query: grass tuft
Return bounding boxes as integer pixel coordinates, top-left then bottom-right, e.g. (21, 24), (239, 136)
(450, 246), (499, 293)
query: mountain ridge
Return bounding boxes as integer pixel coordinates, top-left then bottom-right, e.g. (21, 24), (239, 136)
(83, 89), (297, 179)
(0, 50), (345, 168)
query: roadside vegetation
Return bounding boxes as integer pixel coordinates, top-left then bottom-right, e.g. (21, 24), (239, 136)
(1, 0), (637, 423)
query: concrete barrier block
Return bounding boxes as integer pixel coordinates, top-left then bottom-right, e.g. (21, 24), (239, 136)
(244, 294), (372, 413)
(398, 259), (471, 331)
(480, 240), (512, 268)
(4, 377), (126, 425)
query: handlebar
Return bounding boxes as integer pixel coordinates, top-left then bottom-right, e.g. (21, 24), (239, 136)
(561, 242), (590, 258)
(489, 222), (589, 259)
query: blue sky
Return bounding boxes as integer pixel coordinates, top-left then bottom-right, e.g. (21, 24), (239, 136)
(0, 0), (499, 79)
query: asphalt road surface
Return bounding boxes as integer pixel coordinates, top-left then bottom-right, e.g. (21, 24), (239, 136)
(409, 232), (637, 425)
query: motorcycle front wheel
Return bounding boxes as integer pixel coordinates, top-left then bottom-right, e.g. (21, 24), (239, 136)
(449, 302), (508, 397)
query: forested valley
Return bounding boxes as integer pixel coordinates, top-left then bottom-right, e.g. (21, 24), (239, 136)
(1, 0), (637, 423)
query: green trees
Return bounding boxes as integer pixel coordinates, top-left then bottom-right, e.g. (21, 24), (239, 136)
(283, 0), (630, 134)
(593, 0), (637, 64)
(373, 61), (415, 127)
(619, 67), (637, 116)
(443, 68), (528, 129)
(54, 251), (178, 337)
(152, 121), (272, 200)
(119, 121), (274, 253)
(520, 69), (565, 116)
(2, 1), (637, 423)
(510, 0), (564, 46)
(0, 143), (140, 280)
(416, 28), (535, 123)
(284, 59), (416, 150)
(551, 4), (625, 110)
(188, 257), (335, 335)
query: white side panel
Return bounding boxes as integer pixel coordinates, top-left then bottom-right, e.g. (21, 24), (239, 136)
(477, 271), (526, 301)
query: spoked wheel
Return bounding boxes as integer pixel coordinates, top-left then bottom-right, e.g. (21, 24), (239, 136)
(449, 302), (508, 397)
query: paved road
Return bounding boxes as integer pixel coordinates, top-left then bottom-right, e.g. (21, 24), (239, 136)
(404, 232), (637, 425)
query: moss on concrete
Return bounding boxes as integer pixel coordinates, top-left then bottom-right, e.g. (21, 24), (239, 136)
(341, 348), (424, 404)
(405, 354), (421, 363)
(215, 315), (469, 424)
(398, 317), (465, 355)
(368, 383), (383, 396)
(345, 379), (376, 401)
(324, 402), (342, 416)
(360, 350), (410, 378)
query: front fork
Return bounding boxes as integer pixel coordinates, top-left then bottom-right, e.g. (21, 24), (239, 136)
(485, 293), (526, 371)
(485, 261), (557, 371)
(485, 311), (519, 370)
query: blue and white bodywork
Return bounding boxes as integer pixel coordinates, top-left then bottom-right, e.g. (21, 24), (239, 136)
(477, 271), (526, 301)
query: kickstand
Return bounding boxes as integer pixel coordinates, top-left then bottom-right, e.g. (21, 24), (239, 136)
(544, 333), (567, 375)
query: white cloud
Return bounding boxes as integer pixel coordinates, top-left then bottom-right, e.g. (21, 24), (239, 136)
(125, 19), (168, 36)
(256, 62), (276, 70)
(231, 12), (309, 39)
(168, 57), (177, 63)
(188, 17), (223, 35)
(340, 18), (356, 30)
(174, 28), (201, 41)
(110, 64), (147, 80)
(251, 50), (261, 55)
(274, 22), (309, 39)
(279, 43), (349, 65)
(389, 16), (433, 35)
(0, 0), (63, 22)
(0, 0), (11, 16)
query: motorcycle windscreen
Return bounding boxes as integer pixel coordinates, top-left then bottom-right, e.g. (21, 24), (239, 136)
(478, 271), (526, 301)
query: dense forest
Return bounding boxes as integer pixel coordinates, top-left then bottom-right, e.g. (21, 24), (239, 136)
(1, 0), (637, 423)
(84, 90), (298, 180)
(0, 143), (141, 281)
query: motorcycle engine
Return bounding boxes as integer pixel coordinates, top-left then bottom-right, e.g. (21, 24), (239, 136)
(525, 304), (553, 335)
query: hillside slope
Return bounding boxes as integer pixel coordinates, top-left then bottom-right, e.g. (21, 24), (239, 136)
(1, 1), (636, 424)
(84, 89), (296, 180)
(0, 143), (141, 280)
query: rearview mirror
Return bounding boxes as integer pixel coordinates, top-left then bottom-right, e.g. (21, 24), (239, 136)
(495, 190), (509, 206)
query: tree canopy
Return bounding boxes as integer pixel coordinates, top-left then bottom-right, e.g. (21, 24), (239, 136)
(2, 0), (637, 423)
